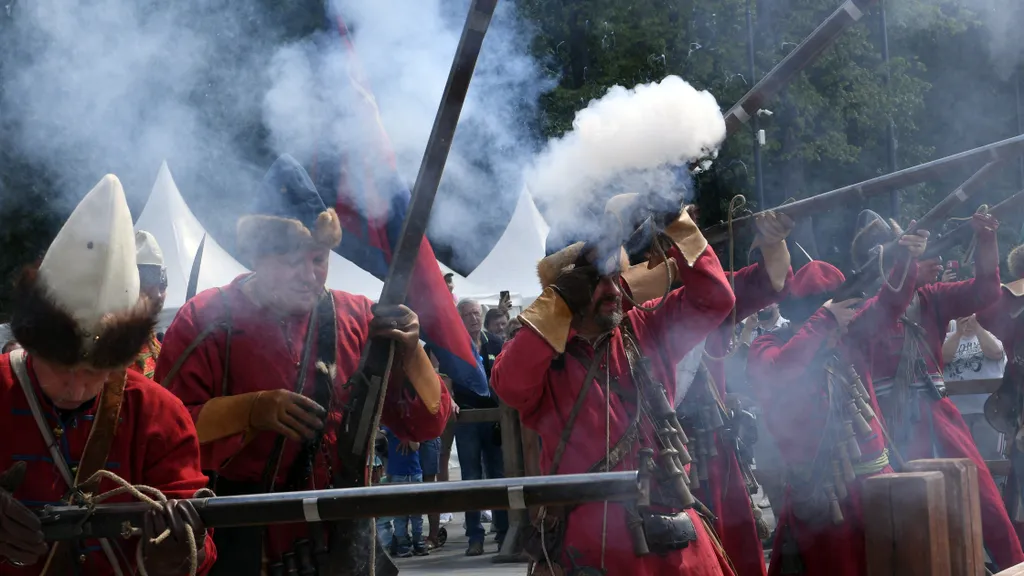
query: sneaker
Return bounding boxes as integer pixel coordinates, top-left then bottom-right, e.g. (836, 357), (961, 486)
(396, 548), (413, 558)
(466, 541), (484, 556)
(413, 543), (429, 556)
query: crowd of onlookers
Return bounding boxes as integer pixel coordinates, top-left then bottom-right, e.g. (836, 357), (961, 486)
(373, 274), (516, 558)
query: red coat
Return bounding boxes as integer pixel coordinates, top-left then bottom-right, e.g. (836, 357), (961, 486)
(156, 276), (451, 561)
(869, 238), (1023, 569)
(695, 262), (791, 576)
(492, 245), (737, 576)
(747, 263), (917, 576)
(0, 354), (216, 575)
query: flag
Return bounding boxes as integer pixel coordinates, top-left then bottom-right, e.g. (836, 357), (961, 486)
(311, 12), (490, 397)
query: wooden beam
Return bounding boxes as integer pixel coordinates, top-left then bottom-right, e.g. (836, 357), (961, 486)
(904, 460), (985, 576)
(864, 471), (951, 576)
(495, 402), (529, 563)
(456, 407), (501, 423)
(945, 379), (1002, 396)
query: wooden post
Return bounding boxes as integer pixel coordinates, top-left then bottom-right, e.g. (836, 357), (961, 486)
(903, 459), (985, 576)
(863, 471), (951, 576)
(495, 401), (528, 563)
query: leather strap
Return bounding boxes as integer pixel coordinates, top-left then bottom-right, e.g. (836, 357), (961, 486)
(548, 341), (608, 476)
(10, 349), (125, 576)
(160, 287), (234, 398)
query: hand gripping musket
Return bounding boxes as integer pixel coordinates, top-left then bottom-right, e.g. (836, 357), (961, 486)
(922, 188), (1024, 260)
(833, 157), (1019, 300)
(703, 135), (1024, 247)
(330, 1), (498, 574)
(36, 473), (644, 543)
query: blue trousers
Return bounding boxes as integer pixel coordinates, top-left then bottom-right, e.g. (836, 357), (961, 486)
(389, 473), (424, 551)
(455, 422), (509, 544)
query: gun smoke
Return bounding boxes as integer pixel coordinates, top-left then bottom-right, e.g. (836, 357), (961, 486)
(525, 75), (726, 243)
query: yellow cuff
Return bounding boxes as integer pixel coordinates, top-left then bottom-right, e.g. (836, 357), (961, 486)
(194, 393), (261, 445)
(401, 345), (442, 415)
(518, 287), (573, 354)
(664, 209), (708, 267)
(622, 260), (677, 304)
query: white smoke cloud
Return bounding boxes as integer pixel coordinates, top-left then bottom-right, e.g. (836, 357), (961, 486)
(526, 75), (726, 239)
(262, 0), (551, 271)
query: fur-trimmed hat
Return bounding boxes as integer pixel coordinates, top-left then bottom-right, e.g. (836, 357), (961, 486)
(850, 209), (895, 270)
(537, 241), (629, 289)
(11, 175), (160, 369)
(237, 154), (342, 267)
(779, 261), (845, 324)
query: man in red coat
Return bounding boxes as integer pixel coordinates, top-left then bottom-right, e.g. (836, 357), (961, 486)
(130, 230), (166, 380)
(858, 212), (1024, 569)
(156, 155), (451, 574)
(621, 211), (795, 576)
(0, 175), (215, 575)
(978, 244), (1024, 546)
(748, 229), (926, 576)
(492, 202), (738, 576)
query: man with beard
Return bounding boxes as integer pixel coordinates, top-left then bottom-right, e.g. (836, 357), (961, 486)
(156, 155), (451, 574)
(854, 211), (1024, 570)
(492, 201), (737, 576)
(747, 228), (926, 576)
(132, 230), (166, 379)
(0, 175), (215, 575)
(619, 209), (794, 576)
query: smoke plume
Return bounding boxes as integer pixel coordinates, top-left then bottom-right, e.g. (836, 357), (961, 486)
(526, 75), (726, 243)
(262, 0), (550, 273)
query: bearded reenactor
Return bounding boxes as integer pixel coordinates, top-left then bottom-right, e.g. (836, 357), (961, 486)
(620, 208), (794, 576)
(747, 230), (925, 576)
(492, 200), (738, 576)
(0, 175), (215, 574)
(155, 154), (451, 574)
(132, 230), (166, 379)
(978, 244), (1024, 545)
(855, 211), (1024, 569)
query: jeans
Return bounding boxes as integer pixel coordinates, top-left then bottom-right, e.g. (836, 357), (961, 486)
(390, 473), (425, 552)
(375, 516), (394, 550)
(455, 422), (508, 544)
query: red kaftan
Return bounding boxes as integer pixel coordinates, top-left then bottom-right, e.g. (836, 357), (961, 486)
(155, 275), (451, 561)
(695, 262), (792, 576)
(747, 259), (917, 576)
(869, 234), (1023, 569)
(493, 245), (737, 576)
(0, 354), (217, 575)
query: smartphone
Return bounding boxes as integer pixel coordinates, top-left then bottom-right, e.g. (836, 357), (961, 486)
(500, 290), (510, 303)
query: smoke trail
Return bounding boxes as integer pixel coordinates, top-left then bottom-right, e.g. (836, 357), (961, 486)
(262, 0), (551, 273)
(525, 75), (726, 243)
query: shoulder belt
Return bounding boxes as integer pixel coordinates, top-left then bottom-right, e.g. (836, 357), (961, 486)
(9, 349), (126, 576)
(160, 287), (234, 397)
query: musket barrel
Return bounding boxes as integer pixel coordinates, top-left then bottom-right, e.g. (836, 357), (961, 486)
(924, 188), (1024, 259)
(704, 133), (1024, 246)
(39, 471), (641, 542)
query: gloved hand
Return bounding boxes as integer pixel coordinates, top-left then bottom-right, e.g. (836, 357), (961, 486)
(370, 304), (421, 355)
(141, 500), (207, 576)
(250, 389), (327, 442)
(551, 265), (599, 315)
(0, 462), (47, 566)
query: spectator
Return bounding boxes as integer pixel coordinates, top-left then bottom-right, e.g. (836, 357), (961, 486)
(384, 427), (429, 557)
(455, 298), (508, 556)
(445, 272), (457, 304)
(506, 317), (522, 340)
(373, 455), (394, 550)
(943, 315), (1007, 459)
(484, 307), (509, 340)
(419, 433), (443, 548)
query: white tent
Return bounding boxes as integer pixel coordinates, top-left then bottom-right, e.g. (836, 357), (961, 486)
(443, 187), (547, 307)
(135, 162), (385, 329)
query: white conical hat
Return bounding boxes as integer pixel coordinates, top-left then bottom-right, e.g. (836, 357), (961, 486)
(38, 175), (140, 335)
(135, 230), (164, 268)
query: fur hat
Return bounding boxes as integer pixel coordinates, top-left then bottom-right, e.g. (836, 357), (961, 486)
(779, 261), (845, 324)
(237, 154), (342, 267)
(11, 175), (159, 369)
(537, 242), (629, 289)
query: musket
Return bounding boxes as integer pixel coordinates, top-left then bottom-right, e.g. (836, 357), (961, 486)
(923, 188), (1024, 260)
(833, 160), (1011, 300)
(724, 0), (877, 136)
(332, 1), (498, 573)
(703, 134), (1024, 246)
(38, 472), (642, 542)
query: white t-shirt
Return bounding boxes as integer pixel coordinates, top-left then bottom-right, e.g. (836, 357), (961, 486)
(943, 320), (1006, 414)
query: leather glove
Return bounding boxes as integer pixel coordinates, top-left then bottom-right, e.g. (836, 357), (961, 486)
(0, 462), (47, 566)
(142, 500), (207, 576)
(551, 265), (599, 315)
(370, 304), (421, 355)
(250, 389), (327, 442)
